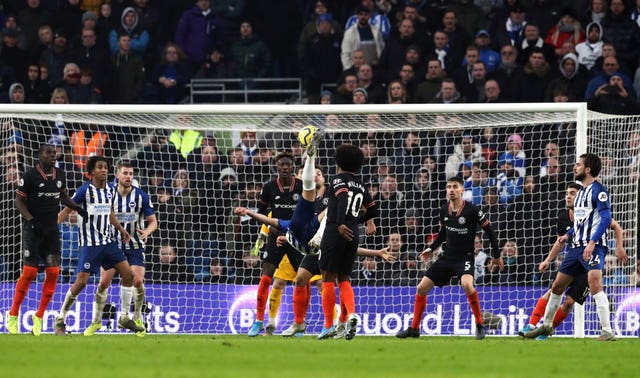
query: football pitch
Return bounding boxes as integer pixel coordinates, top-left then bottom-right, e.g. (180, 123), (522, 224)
(0, 335), (636, 377)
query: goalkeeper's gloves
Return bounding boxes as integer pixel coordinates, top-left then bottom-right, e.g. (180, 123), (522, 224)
(76, 207), (88, 219)
(252, 232), (268, 256)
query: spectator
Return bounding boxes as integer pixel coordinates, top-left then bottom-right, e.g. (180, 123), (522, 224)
(518, 48), (553, 102)
(492, 44), (524, 101)
(69, 27), (108, 92)
(351, 255), (379, 286)
(494, 156), (524, 205)
(546, 52), (589, 101)
(229, 21), (271, 79)
(339, 49), (366, 82)
(544, 8), (586, 59)
(22, 63), (49, 103)
(405, 167), (437, 228)
(344, 0), (391, 40)
(440, 9), (470, 69)
(108, 6), (150, 56)
(297, 1), (342, 60)
(538, 157), (567, 205)
(236, 130), (258, 165)
(585, 56), (635, 101)
(424, 30), (458, 75)
(581, 0), (608, 25)
(54, 0), (83, 44)
(340, 5), (385, 70)
(518, 23), (556, 67)
(453, 45), (480, 94)
(602, 254), (629, 286)
(58, 209), (79, 283)
(492, 4), (526, 50)
(151, 42), (192, 104)
(40, 28), (72, 86)
(487, 240), (526, 284)
(474, 29), (501, 72)
(450, 0), (487, 39)
(7, 82), (24, 104)
(210, 0), (245, 43)
(1, 27), (29, 79)
(174, 0), (223, 68)
(3, 14), (28, 51)
(377, 174), (405, 238)
(109, 33), (145, 104)
(394, 131), (423, 182)
(17, 0), (52, 55)
(431, 77), (465, 104)
(333, 73), (358, 104)
(377, 18), (420, 83)
(356, 63), (384, 103)
(96, 2), (116, 51)
(300, 12), (342, 105)
(463, 161), (489, 206)
(397, 63), (418, 100)
(57, 62), (94, 104)
(630, 259), (640, 287)
(445, 133), (483, 179)
(601, 0), (640, 73)
(131, 0), (161, 55)
(575, 21), (603, 70)
(484, 79), (504, 103)
(474, 234), (490, 284)
(194, 47), (230, 79)
(414, 58), (444, 103)
(386, 80), (406, 103)
(151, 243), (191, 283)
(233, 252), (261, 285)
(377, 231), (403, 286)
(462, 61), (489, 102)
(588, 72), (639, 114)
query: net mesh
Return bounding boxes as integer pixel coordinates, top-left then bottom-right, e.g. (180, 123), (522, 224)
(0, 105), (636, 336)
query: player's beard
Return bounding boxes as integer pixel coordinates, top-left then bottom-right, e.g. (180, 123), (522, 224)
(575, 171), (585, 182)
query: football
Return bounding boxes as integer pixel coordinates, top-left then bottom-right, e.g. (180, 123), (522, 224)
(298, 125), (318, 148)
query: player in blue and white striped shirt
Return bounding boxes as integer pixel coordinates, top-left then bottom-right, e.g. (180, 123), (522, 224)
(84, 162), (157, 337)
(54, 156), (144, 335)
(526, 153), (617, 341)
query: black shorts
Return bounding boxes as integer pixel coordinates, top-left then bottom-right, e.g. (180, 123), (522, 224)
(22, 224), (61, 265)
(300, 253), (321, 276)
(425, 254), (474, 287)
(318, 226), (358, 275)
(262, 234), (303, 270)
(566, 271), (589, 305)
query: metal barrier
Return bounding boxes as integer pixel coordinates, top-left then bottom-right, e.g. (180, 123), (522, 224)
(189, 78), (303, 103)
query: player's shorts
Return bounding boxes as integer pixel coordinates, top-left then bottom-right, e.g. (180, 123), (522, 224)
(263, 235), (304, 270)
(22, 223), (61, 265)
(318, 225), (359, 275)
(78, 241), (127, 274)
(565, 271), (589, 305)
(300, 253), (321, 277)
(288, 197), (319, 242)
(559, 245), (607, 277)
(425, 253), (475, 287)
(123, 248), (145, 267)
(275, 254), (322, 282)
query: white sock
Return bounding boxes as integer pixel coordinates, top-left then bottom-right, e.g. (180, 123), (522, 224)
(543, 292), (562, 326)
(59, 289), (78, 320)
(120, 286), (133, 318)
(310, 215), (327, 247)
(92, 288), (108, 323)
(593, 291), (612, 333)
(302, 154), (316, 191)
(134, 286), (145, 321)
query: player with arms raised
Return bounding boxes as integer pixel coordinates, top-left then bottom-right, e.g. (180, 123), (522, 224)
(520, 183), (627, 339)
(7, 144), (87, 335)
(83, 162), (158, 337)
(525, 153), (619, 341)
(318, 144), (378, 340)
(55, 156), (143, 335)
(247, 152), (304, 336)
(396, 176), (503, 340)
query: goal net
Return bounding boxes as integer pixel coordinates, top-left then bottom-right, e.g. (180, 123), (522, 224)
(0, 103), (636, 337)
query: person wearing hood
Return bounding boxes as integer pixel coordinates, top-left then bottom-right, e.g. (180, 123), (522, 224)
(108, 6), (150, 55)
(8, 82), (25, 103)
(546, 52), (589, 101)
(175, 0), (224, 67)
(575, 21), (603, 70)
(544, 8), (586, 59)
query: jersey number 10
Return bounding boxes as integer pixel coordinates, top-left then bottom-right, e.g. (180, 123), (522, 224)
(346, 191), (364, 217)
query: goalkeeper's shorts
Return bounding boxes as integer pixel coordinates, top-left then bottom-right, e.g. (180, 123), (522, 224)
(274, 254), (321, 283)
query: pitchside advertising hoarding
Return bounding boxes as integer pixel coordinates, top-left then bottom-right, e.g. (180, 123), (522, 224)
(2, 284), (639, 336)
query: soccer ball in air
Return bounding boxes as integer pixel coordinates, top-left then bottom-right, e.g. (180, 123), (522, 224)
(298, 125), (318, 148)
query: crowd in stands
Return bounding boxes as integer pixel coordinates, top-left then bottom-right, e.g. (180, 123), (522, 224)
(1, 0), (639, 285)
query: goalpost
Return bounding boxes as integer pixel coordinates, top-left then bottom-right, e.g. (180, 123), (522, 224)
(0, 103), (636, 336)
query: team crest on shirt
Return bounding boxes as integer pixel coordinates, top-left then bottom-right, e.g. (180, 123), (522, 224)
(458, 217), (466, 225)
(333, 178), (343, 184)
(598, 192), (608, 202)
(129, 201), (136, 208)
(23, 249), (30, 258)
(56, 180), (62, 188)
(84, 262), (91, 269)
(19, 178), (24, 186)
(106, 191), (113, 199)
(293, 193), (300, 201)
(322, 198), (329, 206)
(478, 210), (484, 217)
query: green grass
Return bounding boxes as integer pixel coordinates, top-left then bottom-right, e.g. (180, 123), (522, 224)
(0, 334), (635, 378)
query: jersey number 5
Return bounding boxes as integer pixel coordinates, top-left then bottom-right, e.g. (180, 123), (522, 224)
(346, 191), (364, 217)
